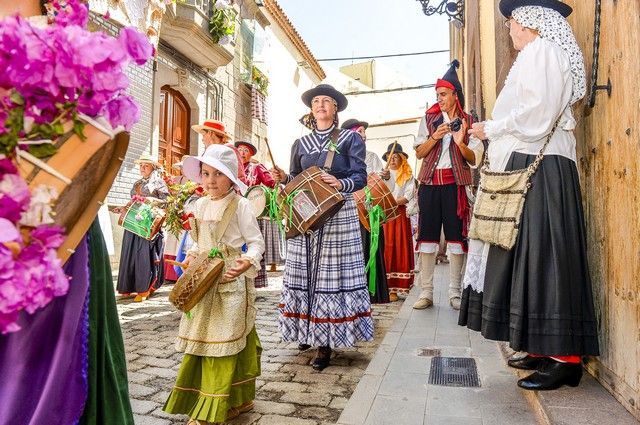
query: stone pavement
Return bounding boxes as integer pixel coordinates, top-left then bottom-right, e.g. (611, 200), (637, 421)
(116, 271), (401, 425)
(338, 264), (539, 425)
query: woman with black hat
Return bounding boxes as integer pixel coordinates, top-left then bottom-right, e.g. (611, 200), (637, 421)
(382, 144), (416, 300)
(341, 118), (394, 304)
(460, 0), (599, 391)
(271, 84), (373, 371)
(235, 140), (282, 287)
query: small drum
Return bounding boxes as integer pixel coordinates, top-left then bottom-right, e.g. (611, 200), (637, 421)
(169, 252), (225, 312)
(278, 166), (345, 239)
(17, 116), (129, 262)
(117, 198), (166, 240)
(354, 173), (400, 232)
(245, 185), (270, 218)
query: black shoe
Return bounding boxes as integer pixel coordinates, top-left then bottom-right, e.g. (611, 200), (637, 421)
(517, 360), (582, 391)
(298, 343), (311, 351)
(508, 354), (545, 370)
(311, 347), (331, 371)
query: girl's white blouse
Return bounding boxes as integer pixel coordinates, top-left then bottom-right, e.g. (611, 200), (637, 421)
(188, 194), (264, 270)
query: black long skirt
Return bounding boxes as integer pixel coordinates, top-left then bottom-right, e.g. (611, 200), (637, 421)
(116, 230), (165, 294)
(459, 153), (599, 356)
(361, 224), (390, 304)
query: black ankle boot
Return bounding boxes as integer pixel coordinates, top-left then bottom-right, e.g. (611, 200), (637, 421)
(298, 343), (311, 351)
(508, 354), (545, 370)
(312, 346), (331, 371)
(517, 359), (582, 391)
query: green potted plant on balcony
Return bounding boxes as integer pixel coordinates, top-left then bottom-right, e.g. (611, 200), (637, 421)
(209, 0), (236, 44)
(251, 65), (269, 96)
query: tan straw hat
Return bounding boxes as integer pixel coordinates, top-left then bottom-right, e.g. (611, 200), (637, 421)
(134, 153), (161, 169)
(191, 119), (231, 140)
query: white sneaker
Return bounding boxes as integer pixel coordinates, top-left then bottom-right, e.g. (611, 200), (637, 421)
(449, 297), (461, 310)
(413, 297), (433, 309)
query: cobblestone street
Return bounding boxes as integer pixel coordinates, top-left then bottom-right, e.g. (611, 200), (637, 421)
(117, 272), (402, 425)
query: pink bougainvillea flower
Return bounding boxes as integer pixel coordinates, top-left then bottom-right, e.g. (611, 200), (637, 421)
(119, 27), (154, 65)
(105, 95), (140, 131)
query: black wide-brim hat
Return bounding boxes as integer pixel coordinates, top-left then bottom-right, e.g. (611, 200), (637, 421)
(301, 84), (348, 112)
(499, 0), (573, 17)
(234, 141), (257, 155)
(382, 143), (408, 162)
(341, 118), (369, 130)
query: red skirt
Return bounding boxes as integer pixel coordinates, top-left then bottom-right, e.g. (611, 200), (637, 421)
(383, 205), (415, 294)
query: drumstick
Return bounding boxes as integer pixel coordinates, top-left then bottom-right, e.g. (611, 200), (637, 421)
(384, 140), (398, 171)
(166, 259), (189, 270)
(264, 137), (277, 169)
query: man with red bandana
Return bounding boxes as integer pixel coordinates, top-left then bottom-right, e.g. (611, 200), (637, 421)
(412, 60), (483, 311)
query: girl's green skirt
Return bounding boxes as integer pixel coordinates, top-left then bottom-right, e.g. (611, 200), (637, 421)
(163, 327), (262, 423)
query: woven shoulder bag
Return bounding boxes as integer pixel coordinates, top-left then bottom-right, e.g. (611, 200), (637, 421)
(468, 119), (560, 250)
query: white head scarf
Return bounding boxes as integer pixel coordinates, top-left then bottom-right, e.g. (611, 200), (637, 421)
(512, 6), (586, 105)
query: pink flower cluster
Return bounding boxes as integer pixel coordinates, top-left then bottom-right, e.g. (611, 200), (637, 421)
(0, 0), (154, 132)
(0, 159), (69, 334)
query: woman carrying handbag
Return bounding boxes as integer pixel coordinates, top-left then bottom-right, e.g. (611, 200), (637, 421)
(459, 0), (599, 391)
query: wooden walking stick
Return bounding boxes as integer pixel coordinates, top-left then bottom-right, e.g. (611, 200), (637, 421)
(384, 140), (398, 171)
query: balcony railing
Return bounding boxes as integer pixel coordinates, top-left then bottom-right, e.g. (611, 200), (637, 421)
(161, 0), (235, 68)
(183, 0), (211, 18)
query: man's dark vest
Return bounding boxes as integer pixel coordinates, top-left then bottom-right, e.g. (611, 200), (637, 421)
(417, 111), (473, 186)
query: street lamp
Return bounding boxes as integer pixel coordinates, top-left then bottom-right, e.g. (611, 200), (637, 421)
(416, 0), (464, 27)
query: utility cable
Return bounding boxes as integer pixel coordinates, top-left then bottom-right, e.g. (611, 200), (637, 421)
(316, 49), (450, 62)
(344, 84), (435, 96)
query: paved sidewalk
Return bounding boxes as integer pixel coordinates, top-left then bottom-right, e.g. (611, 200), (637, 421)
(338, 264), (538, 425)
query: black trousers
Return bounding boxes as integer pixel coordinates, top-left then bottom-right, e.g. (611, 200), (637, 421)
(417, 183), (464, 246)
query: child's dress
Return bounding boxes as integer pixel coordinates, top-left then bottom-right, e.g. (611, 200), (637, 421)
(164, 192), (265, 423)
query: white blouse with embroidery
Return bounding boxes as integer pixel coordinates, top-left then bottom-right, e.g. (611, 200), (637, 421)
(484, 36), (578, 171)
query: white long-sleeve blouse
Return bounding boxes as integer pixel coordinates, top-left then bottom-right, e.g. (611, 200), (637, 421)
(485, 36), (579, 171)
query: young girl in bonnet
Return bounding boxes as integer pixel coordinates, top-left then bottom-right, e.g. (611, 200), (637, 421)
(163, 144), (265, 424)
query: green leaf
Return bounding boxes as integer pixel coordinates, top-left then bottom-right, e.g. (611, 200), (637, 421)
(28, 143), (58, 158)
(51, 121), (65, 136)
(9, 92), (24, 106)
(73, 120), (87, 141)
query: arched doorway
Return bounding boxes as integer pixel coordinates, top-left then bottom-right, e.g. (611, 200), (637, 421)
(159, 85), (191, 175)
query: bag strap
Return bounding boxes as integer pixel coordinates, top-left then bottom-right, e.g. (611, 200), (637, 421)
(322, 128), (341, 171)
(483, 114), (563, 174)
(212, 195), (240, 243)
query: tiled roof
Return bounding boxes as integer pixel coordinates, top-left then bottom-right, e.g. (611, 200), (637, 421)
(263, 0), (326, 80)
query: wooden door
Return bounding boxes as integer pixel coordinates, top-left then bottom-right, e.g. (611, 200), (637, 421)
(159, 86), (190, 175)
(568, 0), (640, 418)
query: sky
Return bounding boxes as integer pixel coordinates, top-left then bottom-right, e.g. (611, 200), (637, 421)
(276, 0), (453, 106)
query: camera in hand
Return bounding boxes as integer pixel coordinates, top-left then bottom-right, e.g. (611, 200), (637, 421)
(449, 117), (463, 132)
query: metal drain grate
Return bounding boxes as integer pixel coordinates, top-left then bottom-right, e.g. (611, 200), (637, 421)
(428, 357), (480, 387)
